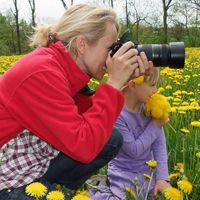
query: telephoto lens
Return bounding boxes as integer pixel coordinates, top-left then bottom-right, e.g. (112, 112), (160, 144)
(135, 42), (185, 68)
(110, 29), (185, 68)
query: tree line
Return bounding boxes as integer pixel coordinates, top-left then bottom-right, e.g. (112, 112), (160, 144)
(0, 0), (199, 55)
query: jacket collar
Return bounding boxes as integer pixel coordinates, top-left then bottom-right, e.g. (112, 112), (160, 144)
(49, 41), (90, 96)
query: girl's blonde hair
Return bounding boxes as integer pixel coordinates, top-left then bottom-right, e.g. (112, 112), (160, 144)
(144, 67), (160, 84)
(30, 4), (120, 54)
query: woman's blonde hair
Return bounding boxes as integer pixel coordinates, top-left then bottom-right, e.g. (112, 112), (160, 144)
(30, 4), (120, 54)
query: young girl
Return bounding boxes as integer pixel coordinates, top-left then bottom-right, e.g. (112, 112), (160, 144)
(89, 68), (170, 200)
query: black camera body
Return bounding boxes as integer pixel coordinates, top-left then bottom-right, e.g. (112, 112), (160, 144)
(110, 29), (185, 68)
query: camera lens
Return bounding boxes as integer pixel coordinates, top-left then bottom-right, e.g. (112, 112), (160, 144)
(136, 42), (185, 68)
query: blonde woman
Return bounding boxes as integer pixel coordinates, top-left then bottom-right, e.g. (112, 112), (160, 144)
(0, 4), (153, 199)
(90, 68), (170, 199)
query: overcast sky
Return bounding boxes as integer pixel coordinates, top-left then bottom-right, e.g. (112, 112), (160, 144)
(0, 0), (125, 23)
(0, 0), (162, 23)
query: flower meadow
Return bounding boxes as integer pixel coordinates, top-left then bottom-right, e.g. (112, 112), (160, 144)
(0, 48), (199, 200)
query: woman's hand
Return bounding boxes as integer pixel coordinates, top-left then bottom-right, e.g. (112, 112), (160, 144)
(106, 43), (154, 91)
(106, 41), (140, 90)
(153, 180), (171, 197)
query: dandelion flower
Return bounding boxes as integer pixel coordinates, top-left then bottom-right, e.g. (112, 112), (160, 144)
(72, 191), (90, 200)
(166, 85), (172, 90)
(25, 182), (47, 199)
(175, 163), (184, 173)
(125, 187), (136, 199)
(164, 187), (181, 200)
(178, 111), (186, 115)
(196, 152), (200, 158)
(55, 184), (62, 191)
(145, 93), (171, 120)
(168, 172), (180, 180)
(180, 128), (190, 135)
(158, 87), (165, 93)
(169, 107), (177, 113)
(191, 121), (200, 127)
(190, 101), (199, 107)
(146, 160), (157, 168)
(46, 191), (65, 200)
(143, 173), (151, 181)
(177, 180), (192, 194)
(132, 76), (144, 85)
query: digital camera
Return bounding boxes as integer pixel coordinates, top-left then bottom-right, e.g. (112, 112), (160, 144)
(110, 29), (185, 68)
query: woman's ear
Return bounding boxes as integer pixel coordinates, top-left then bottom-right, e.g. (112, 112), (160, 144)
(76, 35), (87, 54)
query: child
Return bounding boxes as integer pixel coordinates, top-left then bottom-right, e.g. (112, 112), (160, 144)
(89, 68), (170, 200)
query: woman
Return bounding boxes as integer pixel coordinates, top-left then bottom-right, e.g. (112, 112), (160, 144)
(0, 4), (153, 199)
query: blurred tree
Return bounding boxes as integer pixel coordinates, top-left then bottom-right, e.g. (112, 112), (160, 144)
(162, 0), (174, 43)
(103, 0), (114, 8)
(123, 0), (151, 43)
(60, 0), (67, 8)
(12, 0), (21, 54)
(60, 0), (74, 8)
(0, 12), (33, 55)
(187, 0), (200, 10)
(28, 0), (36, 27)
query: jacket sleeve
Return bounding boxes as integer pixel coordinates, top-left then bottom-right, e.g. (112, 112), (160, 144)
(115, 115), (161, 158)
(5, 71), (124, 163)
(152, 129), (169, 181)
(73, 92), (93, 114)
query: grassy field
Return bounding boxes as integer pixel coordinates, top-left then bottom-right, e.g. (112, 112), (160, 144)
(0, 48), (199, 200)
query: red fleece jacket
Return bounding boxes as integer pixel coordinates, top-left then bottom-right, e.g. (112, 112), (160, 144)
(0, 41), (124, 163)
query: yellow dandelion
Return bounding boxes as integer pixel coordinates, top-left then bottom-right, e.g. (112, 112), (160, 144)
(166, 85), (172, 90)
(173, 102), (180, 106)
(143, 173), (151, 181)
(182, 102), (189, 106)
(25, 182), (47, 199)
(55, 184), (62, 191)
(178, 111), (186, 115)
(125, 187), (135, 199)
(177, 180), (193, 194)
(72, 191), (90, 200)
(158, 87), (165, 93)
(190, 101), (199, 107)
(164, 187), (181, 200)
(132, 76), (144, 85)
(180, 128), (190, 135)
(175, 163), (184, 173)
(146, 160), (157, 168)
(169, 107), (177, 113)
(168, 172), (180, 180)
(191, 121), (200, 127)
(46, 191), (65, 200)
(196, 152), (200, 158)
(144, 93), (171, 120)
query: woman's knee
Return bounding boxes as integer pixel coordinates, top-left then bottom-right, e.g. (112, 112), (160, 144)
(109, 127), (123, 151)
(99, 127), (123, 160)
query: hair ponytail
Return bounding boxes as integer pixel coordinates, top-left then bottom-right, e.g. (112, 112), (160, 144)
(30, 24), (52, 47)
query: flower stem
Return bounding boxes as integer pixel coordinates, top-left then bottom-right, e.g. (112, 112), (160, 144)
(182, 136), (186, 170)
(144, 171), (154, 200)
(193, 130), (197, 169)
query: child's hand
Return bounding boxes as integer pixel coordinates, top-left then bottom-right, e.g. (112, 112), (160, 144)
(153, 180), (171, 197)
(152, 117), (169, 128)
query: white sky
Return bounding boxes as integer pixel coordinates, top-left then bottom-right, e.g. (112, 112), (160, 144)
(0, 0), (163, 24)
(0, 0), (70, 22)
(0, 0), (125, 23)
